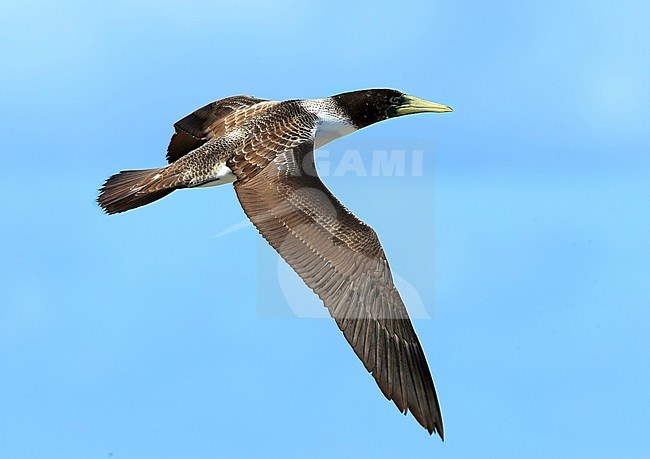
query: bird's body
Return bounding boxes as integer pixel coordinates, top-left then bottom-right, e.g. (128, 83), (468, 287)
(98, 89), (452, 438)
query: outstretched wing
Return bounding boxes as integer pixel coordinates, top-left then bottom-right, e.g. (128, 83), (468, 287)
(167, 95), (275, 163)
(228, 117), (444, 438)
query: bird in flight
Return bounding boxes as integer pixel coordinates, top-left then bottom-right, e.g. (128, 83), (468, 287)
(98, 89), (452, 438)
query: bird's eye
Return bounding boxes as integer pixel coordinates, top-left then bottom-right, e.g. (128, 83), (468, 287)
(391, 96), (402, 105)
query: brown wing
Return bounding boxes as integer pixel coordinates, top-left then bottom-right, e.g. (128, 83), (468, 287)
(167, 95), (275, 163)
(229, 123), (444, 438)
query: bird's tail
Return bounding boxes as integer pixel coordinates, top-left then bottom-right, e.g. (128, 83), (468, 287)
(97, 167), (180, 214)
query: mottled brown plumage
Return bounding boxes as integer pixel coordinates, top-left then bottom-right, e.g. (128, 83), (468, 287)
(167, 96), (276, 163)
(97, 90), (452, 438)
(232, 139), (443, 437)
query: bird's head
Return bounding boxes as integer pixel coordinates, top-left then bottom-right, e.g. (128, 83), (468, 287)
(333, 88), (452, 129)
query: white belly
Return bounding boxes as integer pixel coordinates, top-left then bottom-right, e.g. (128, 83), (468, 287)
(196, 163), (237, 187)
(314, 121), (356, 149)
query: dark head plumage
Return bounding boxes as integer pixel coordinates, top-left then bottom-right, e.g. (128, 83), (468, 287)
(333, 88), (452, 129)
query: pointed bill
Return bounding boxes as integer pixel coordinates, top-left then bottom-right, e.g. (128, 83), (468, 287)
(396, 95), (453, 115)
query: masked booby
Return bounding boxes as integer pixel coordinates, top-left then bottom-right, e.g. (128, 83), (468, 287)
(98, 89), (452, 438)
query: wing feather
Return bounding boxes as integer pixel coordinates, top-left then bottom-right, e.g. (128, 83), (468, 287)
(229, 115), (444, 438)
(167, 95), (274, 163)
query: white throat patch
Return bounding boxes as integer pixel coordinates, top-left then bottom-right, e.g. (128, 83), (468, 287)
(301, 99), (357, 149)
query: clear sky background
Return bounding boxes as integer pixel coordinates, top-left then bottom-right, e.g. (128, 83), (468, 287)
(1, 1), (649, 457)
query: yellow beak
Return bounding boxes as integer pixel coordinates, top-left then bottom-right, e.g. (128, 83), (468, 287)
(396, 94), (453, 115)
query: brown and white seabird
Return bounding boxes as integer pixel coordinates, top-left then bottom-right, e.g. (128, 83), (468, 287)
(98, 89), (452, 438)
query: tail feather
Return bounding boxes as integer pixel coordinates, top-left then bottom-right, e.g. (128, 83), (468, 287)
(97, 168), (176, 214)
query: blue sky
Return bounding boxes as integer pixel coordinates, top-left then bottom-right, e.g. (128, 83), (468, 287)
(1, 1), (649, 457)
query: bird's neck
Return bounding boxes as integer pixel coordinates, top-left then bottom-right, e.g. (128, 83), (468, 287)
(301, 98), (358, 149)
